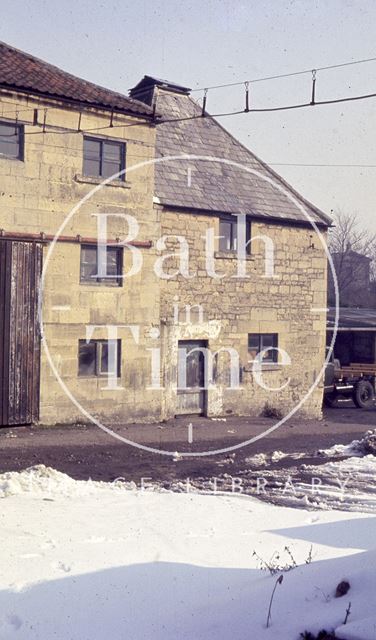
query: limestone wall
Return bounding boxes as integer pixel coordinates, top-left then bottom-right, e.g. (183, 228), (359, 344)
(0, 90), (328, 426)
(0, 91), (161, 424)
(159, 208), (328, 420)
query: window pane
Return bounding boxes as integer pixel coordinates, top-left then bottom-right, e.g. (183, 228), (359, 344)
(83, 157), (101, 177)
(102, 141), (123, 179)
(246, 221), (251, 254)
(261, 334), (275, 349)
(78, 341), (96, 376)
(102, 160), (122, 179)
(106, 247), (117, 276)
(260, 334), (278, 362)
(0, 123), (20, 158)
(84, 138), (101, 159)
(219, 221), (232, 251)
(100, 340), (120, 376)
(83, 138), (101, 176)
(103, 141), (121, 162)
(80, 246), (98, 282)
(248, 334), (260, 350)
(100, 342), (109, 374)
(248, 334), (260, 360)
(106, 247), (122, 282)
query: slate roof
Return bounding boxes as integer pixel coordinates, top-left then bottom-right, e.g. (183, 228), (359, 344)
(332, 250), (372, 262)
(327, 307), (376, 331)
(152, 85), (331, 226)
(0, 42), (153, 118)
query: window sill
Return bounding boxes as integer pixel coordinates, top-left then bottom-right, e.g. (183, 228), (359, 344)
(75, 174), (131, 188)
(79, 280), (122, 288)
(78, 375), (122, 380)
(214, 251), (254, 260)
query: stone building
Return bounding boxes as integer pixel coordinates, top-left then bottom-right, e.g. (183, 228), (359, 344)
(131, 76), (331, 421)
(0, 42), (159, 426)
(0, 43), (331, 428)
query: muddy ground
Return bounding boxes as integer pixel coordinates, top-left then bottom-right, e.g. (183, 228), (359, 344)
(0, 406), (375, 493)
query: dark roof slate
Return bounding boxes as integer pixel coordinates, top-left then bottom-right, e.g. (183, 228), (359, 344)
(154, 88), (331, 226)
(327, 307), (376, 330)
(0, 42), (153, 117)
(332, 250), (372, 262)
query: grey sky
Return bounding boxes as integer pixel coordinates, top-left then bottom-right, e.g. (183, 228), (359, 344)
(2, 0), (375, 229)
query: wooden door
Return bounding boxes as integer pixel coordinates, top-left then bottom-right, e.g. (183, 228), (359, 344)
(176, 340), (207, 415)
(0, 240), (42, 426)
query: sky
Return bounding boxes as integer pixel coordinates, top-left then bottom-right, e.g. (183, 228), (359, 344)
(2, 0), (376, 229)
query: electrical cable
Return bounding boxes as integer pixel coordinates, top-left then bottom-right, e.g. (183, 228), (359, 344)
(0, 88), (375, 140)
(190, 55), (376, 93)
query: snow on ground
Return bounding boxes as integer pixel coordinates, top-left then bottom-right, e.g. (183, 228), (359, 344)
(237, 431), (376, 514)
(298, 455), (376, 511)
(319, 430), (376, 459)
(0, 466), (376, 639)
(244, 451), (306, 467)
(241, 454), (376, 513)
(337, 617), (376, 640)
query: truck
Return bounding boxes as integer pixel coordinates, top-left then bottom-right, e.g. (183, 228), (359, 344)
(324, 354), (376, 409)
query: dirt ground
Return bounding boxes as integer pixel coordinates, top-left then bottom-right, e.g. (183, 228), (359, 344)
(0, 405), (375, 487)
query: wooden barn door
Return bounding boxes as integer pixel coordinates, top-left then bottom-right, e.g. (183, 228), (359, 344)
(0, 240), (42, 426)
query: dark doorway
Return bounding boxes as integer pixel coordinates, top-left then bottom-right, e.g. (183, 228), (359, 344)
(176, 340), (207, 416)
(0, 240), (42, 425)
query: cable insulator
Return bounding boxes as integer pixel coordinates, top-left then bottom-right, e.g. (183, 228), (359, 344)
(202, 89), (208, 116)
(245, 82), (250, 112)
(310, 69), (317, 105)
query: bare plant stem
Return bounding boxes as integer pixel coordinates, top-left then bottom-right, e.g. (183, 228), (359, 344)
(343, 602), (352, 625)
(266, 575), (283, 628)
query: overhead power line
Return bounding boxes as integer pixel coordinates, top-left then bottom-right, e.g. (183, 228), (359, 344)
(156, 90), (376, 123)
(4, 54), (376, 116)
(1, 88), (376, 139)
(191, 55), (376, 92)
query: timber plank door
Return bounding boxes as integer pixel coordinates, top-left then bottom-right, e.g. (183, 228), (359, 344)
(176, 340), (207, 415)
(0, 240), (42, 426)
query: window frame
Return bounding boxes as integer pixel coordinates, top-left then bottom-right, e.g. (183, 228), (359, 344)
(78, 339), (121, 378)
(79, 244), (123, 287)
(248, 333), (279, 364)
(218, 215), (251, 253)
(83, 135), (126, 181)
(0, 120), (24, 161)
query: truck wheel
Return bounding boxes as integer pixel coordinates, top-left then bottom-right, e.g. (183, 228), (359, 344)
(324, 392), (339, 408)
(353, 380), (375, 409)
